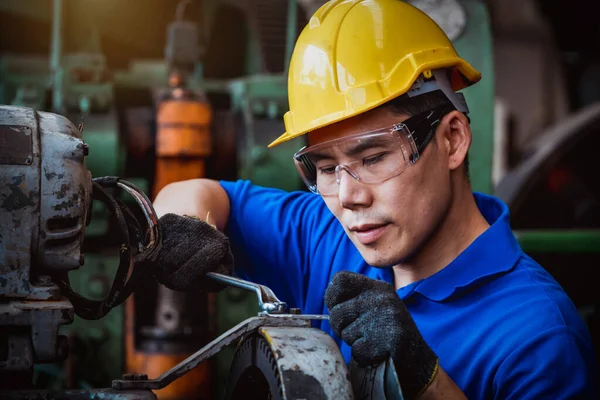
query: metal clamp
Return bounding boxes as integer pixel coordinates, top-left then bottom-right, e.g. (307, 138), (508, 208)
(207, 272), (287, 314)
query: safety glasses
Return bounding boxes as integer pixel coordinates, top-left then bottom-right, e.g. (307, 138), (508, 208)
(293, 106), (453, 196)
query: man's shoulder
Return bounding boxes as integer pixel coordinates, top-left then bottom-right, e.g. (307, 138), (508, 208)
(485, 252), (589, 338)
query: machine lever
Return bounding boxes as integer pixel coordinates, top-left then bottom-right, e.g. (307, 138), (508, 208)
(207, 272), (287, 314)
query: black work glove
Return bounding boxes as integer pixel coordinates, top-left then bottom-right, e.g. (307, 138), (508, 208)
(142, 213), (234, 292)
(324, 271), (439, 399)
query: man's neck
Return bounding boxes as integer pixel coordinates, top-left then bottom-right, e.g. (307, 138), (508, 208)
(392, 187), (490, 290)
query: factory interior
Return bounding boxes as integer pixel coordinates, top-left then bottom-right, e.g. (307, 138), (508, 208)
(1, 0), (600, 399)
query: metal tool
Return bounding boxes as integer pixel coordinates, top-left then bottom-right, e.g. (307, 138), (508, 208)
(207, 272), (288, 314)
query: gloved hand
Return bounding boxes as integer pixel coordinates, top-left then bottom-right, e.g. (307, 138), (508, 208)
(324, 271), (439, 399)
(141, 213), (234, 292)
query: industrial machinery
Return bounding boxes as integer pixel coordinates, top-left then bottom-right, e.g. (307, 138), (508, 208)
(0, 104), (406, 399)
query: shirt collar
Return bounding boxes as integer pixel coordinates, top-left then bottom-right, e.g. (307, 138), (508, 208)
(401, 192), (521, 302)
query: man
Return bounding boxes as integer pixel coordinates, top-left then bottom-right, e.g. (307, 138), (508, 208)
(149, 0), (598, 398)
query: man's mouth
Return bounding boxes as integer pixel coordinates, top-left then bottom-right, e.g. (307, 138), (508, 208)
(349, 223), (389, 245)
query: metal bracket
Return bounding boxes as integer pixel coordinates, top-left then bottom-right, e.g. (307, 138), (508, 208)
(111, 313), (326, 391)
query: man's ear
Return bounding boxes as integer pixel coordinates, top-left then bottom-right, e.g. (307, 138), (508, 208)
(438, 110), (471, 171)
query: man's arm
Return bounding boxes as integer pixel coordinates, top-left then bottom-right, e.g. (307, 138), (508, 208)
(153, 178), (230, 231)
(140, 179), (234, 292)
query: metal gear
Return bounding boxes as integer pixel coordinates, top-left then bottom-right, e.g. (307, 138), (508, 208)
(224, 335), (283, 400)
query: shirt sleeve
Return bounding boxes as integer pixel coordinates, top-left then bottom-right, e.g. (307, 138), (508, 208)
(494, 325), (598, 399)
(219, 179), (334, 309)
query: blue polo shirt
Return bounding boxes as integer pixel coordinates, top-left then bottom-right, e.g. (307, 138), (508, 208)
(221, 179), (597, 399)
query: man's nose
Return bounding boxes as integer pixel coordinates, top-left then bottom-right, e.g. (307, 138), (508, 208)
(336, 167), (371, 209)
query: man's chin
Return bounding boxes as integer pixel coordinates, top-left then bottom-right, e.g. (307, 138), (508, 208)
(357, 249), (396, 268)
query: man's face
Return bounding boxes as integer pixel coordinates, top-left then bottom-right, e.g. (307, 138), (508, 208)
(307, 107), (454, 268)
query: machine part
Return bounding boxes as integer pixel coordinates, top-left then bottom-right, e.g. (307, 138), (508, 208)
(207, 272), (287, 314)
(225, 327), (354, 400)
(224, 335), (283, 400)
(0, 105), (90, 387)
(55, 176), (159, 321)
(0, 106), (91, 297)
(154, 285), (187, 333)
(114, 314), (324, 391)
(348, 359), (404, 400)
(152, 84), (213, 199)
(255, 326), (353, 399)
(0, 298), (73, 389)
(165, 0), (203, 77)
(0, 105), (160, 392)
(114, 178), (158, 248)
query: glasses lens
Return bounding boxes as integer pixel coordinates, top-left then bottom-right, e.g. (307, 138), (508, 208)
(293, 126), (417, 195)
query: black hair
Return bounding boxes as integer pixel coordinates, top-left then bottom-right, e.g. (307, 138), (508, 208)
(380, 90), (470, 178)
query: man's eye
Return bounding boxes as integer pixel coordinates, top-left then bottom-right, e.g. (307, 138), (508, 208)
(364, 152), (388, 165)
(318, 166), (336, 175)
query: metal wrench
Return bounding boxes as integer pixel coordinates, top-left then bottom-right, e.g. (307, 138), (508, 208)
(207, 272), (288, 314)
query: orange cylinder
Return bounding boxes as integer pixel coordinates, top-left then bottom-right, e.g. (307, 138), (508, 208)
(126, 86), (216, 400)
(153, 90), (213, 198)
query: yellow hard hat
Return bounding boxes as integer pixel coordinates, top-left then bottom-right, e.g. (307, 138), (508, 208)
(269, 0), (482, 148)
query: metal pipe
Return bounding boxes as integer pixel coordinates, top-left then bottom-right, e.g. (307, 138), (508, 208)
(284, 0), (297, 74)
(515, 229), (600, 253)
(50, 0), (63, 113)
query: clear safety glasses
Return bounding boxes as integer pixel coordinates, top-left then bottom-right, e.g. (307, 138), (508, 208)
(293, 106), (453, 196)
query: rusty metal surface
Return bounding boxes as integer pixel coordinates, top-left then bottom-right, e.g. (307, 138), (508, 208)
(0, 298), (73, 369)
(0, 105), (88, 377)
(112, 314), (313, 391)
(0, 125), (32, 165)
(258, 326), (354, 400)
(0, 105), (92, 297)
(36, 108), (91, 272)
(0, 106), (40, 297)
(0, 388), (157, 400)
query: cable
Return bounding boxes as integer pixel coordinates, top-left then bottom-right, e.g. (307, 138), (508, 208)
(56, 177), (160, 320)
